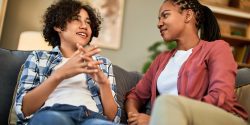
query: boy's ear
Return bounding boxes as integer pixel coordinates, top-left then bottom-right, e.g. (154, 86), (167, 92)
(184, 9), (194, 23)
(53, 27), (62, 32)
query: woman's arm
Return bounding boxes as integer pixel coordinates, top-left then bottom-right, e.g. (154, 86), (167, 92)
(125, 98), (141, 114)
(126, 98), (150, 125)
(124, 52), (168, 125)
(202, 41), (237, 108)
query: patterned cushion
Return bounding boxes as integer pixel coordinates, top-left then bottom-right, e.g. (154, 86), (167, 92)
(8, 65), (24, 125)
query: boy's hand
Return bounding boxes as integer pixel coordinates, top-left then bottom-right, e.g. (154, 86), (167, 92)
(54, 43), (101, 80)
(77, 43), (109, 85)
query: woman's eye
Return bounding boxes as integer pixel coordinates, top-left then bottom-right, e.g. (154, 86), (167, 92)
(158, 13), (169, 21)
(162, 13), (169, 18)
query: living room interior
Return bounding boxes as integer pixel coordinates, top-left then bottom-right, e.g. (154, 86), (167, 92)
(0, 0), (163, 72)
(0, 0), (250, 125)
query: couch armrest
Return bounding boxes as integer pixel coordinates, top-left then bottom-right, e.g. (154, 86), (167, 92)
(236, 68), (250, 88)
(236, 84), (250, 124)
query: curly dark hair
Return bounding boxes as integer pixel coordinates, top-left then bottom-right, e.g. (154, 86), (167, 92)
(43, 0), (102, 48)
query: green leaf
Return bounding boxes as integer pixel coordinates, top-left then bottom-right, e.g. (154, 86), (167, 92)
(148, 41), (163, 52)
(142, 40), (177, 73)
(142, 61), (152, 73)
(165, 41), (177, 50)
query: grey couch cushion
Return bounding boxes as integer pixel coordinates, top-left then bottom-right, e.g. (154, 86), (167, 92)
(113, 65), (142, 123)
(0, 48), (31, 125)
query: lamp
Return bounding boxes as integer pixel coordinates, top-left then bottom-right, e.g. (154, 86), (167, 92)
(17, 31), (51, 51)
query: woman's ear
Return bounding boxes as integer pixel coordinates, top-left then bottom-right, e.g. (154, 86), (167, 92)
(184, 9), (194, 23)
(53, 26), (62, 33)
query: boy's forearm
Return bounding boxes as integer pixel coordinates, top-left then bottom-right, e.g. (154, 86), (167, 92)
(99, 83), (118, 120)
(22, 72), (63, 116)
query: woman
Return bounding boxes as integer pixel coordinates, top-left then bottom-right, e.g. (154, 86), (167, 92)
(125, 0), (248, 125)
(15, 0), (120, 125)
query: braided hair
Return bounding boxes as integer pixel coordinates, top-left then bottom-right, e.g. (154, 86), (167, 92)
(164, 0), (221, 41)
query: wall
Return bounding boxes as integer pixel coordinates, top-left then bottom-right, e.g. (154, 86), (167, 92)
(0, 0), (54, 48)
(0, 0), (7, 40)
(0, 0), (163, 72)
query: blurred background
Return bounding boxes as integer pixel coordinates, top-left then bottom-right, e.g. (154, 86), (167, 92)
(0, 0), (163, 72)
(1, 0), (250, 72)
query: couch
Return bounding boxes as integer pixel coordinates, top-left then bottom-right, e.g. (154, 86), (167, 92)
(0, 48), (250, 125)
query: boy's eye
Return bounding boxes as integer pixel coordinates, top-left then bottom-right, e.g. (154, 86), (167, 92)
(86, 19), (91, 24)
(72, 15), (80, 20)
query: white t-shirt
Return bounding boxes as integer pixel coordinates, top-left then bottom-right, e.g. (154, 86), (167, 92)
(43, 57), (98, 112)
(157, 48), (193, 95)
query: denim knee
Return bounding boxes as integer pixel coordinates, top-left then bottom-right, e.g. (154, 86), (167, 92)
(28, 110), (74, 125)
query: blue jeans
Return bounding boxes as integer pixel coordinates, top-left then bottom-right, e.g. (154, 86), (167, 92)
(28, 104), (117, 125)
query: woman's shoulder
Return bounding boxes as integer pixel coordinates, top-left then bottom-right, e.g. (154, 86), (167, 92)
(201, 40), (233, 56)
(204, 39), (229, 46)
(202, 39), (231, 50)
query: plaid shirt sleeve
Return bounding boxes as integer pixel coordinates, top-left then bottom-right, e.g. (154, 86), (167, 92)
(15, 51), (44, 121)
(96, 56), (122, 123)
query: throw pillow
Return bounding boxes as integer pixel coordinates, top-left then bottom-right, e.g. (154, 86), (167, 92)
(8, 65), (23, 125)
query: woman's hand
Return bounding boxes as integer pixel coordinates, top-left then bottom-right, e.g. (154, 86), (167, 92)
(127, 112), (150, 125)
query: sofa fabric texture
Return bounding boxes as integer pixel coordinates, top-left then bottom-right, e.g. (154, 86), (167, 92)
(0, 48), (250, 125)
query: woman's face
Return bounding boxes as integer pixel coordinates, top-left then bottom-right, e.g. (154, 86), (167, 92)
(157, 1), (186, 42)
(58, 9), (92, 49)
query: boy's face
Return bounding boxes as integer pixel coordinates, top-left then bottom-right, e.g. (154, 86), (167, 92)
(57, 9), (92, 50)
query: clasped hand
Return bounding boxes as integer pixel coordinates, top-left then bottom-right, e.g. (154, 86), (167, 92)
(55, 43), (108, 85)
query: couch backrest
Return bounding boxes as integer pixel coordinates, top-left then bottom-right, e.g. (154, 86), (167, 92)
(0, 48), (31, 125)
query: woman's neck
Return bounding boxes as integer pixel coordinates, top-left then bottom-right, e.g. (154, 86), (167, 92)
(176, 34), (200, 50)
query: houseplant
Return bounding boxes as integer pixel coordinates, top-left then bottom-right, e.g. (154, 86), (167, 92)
(142, 40), (176, 73)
